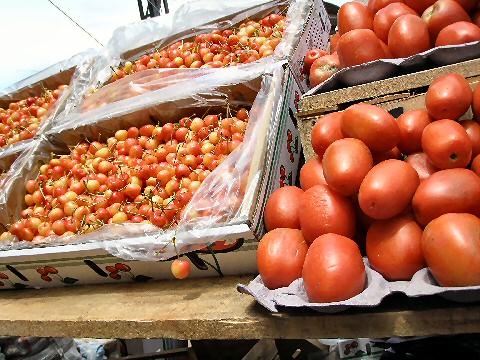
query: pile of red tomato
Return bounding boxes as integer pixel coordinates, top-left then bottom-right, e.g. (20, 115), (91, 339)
(2, 108), (249, 243)
(257, 72), (480, 303)
(110, 13), (286, 82)
(304, 0), (480, 88)
(0, 85), (67, 149)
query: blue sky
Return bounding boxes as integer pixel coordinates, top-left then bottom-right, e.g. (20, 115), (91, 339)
(0, 0), (347, 90)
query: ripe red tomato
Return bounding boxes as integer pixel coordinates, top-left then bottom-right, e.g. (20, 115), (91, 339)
(359, 160), (420, 219)
(372, 146), (401, 164)
(473, 84), (480, 119)
(421, 119), (472, 169)
(309, 53), (340, 88)
(257, 228), (308, 289)
(404, 0), (437, 14)
(461, 120), (480, 158)
(367, 214), (425, 280)
(330, 32), (340, 53)
(374, 3), (418, 43)
(338, 2), (374, 35)
(422, 0), (471, 40)
(406, 152), (439, 181)
(425, 73), (473, 120)
(436, 21), (480, 46)
(299, 157), (327, 190)
(396, 109), (432, 154)
(311, 112), (344, 158)
(337, 29), (387, 68)
(300, 185), (356, 243)
(322, 138), (373, 196)
(388, 15), (431, 58)
(368, 0), (406, 14)
(303, 49), (328, 74)
(302, 233), (366, 303)
(412, 168), (480, 226)
(342, 103), (400, 152)
(422, 213), (480, 286)
(264, 186), (304, 231)
(472, 153), (480, 175)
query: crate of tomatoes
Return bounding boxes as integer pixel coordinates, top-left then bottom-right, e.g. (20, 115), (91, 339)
(302, 0), (480, 94)
(0, 62), (302, 289)
(62, 0), (330, 119)
(238, 57), (480, 312)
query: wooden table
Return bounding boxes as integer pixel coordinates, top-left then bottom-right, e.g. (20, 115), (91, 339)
(0, 275), (479, 339)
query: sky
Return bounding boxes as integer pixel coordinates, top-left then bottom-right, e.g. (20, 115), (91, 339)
(0, 0), (347, 90)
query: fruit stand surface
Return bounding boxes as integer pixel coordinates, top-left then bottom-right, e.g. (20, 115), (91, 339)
(0, 275), (479, 339)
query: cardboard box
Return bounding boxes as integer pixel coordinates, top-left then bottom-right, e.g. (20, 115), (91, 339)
(0, 67), (301, 289)
(297, 57), (480, 160)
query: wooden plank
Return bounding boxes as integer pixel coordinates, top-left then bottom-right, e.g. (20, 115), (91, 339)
(0, 275), (479, 339)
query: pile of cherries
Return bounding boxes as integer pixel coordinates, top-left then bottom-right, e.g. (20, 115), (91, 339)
(0, 85), (67, 148)
(2, 108), (249, 242)
(110, 13), (286, 82)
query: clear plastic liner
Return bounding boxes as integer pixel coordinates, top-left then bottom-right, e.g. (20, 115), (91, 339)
(62, 0), (311, 116)
(0, 62), (285, 261)
(0, 50), (97, 166)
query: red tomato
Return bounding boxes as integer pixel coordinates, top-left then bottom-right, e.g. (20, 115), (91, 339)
(300, 157), (327, 190)
(342, 103), (400, 152)
(309, 53), (340, 88)
(264, 186), (304, 231)
(303, 49), (328, 74)
(359, 160), (420, 219)
(368, 0), (406, 14)
(406, 152), (439, 181)
(422, 0), (471, 40)
(388, 15), (431, 58)
(454, 0), (479, 11)
(436, 21), (480, 46)
(379, 39), (393, 58)
(422, 213), (480, 286)
(337, 29), (387, 68)
(300, 185), (356, 243)
(421, 119), (472, 169)
(396, 109), (432, 154)
(338, 2), (374, 35)
(403, 0), (437, 13)
(367, 215), (425, 280)
(412, 168), (480, 226)
(302, 233), (366, 303)
(322, 138), (373, 196)
(311, 112), (344, 158)
(374, 3), (418, 43)
(425, 73), (473, 120)
(472, 153), (480, 175)
(461, 120), (480, 158)
(473, 84), (480, 119)
(330, 32), (340, 53)
(257, 228), (308, 289)
(372, 147), (401, 164)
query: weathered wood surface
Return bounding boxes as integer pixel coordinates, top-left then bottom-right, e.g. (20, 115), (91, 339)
(0, 275), (478, 339)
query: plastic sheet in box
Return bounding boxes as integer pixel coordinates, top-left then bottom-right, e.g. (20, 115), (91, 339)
(0, 62), (286, 261)
(63, 0), (314, 116)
